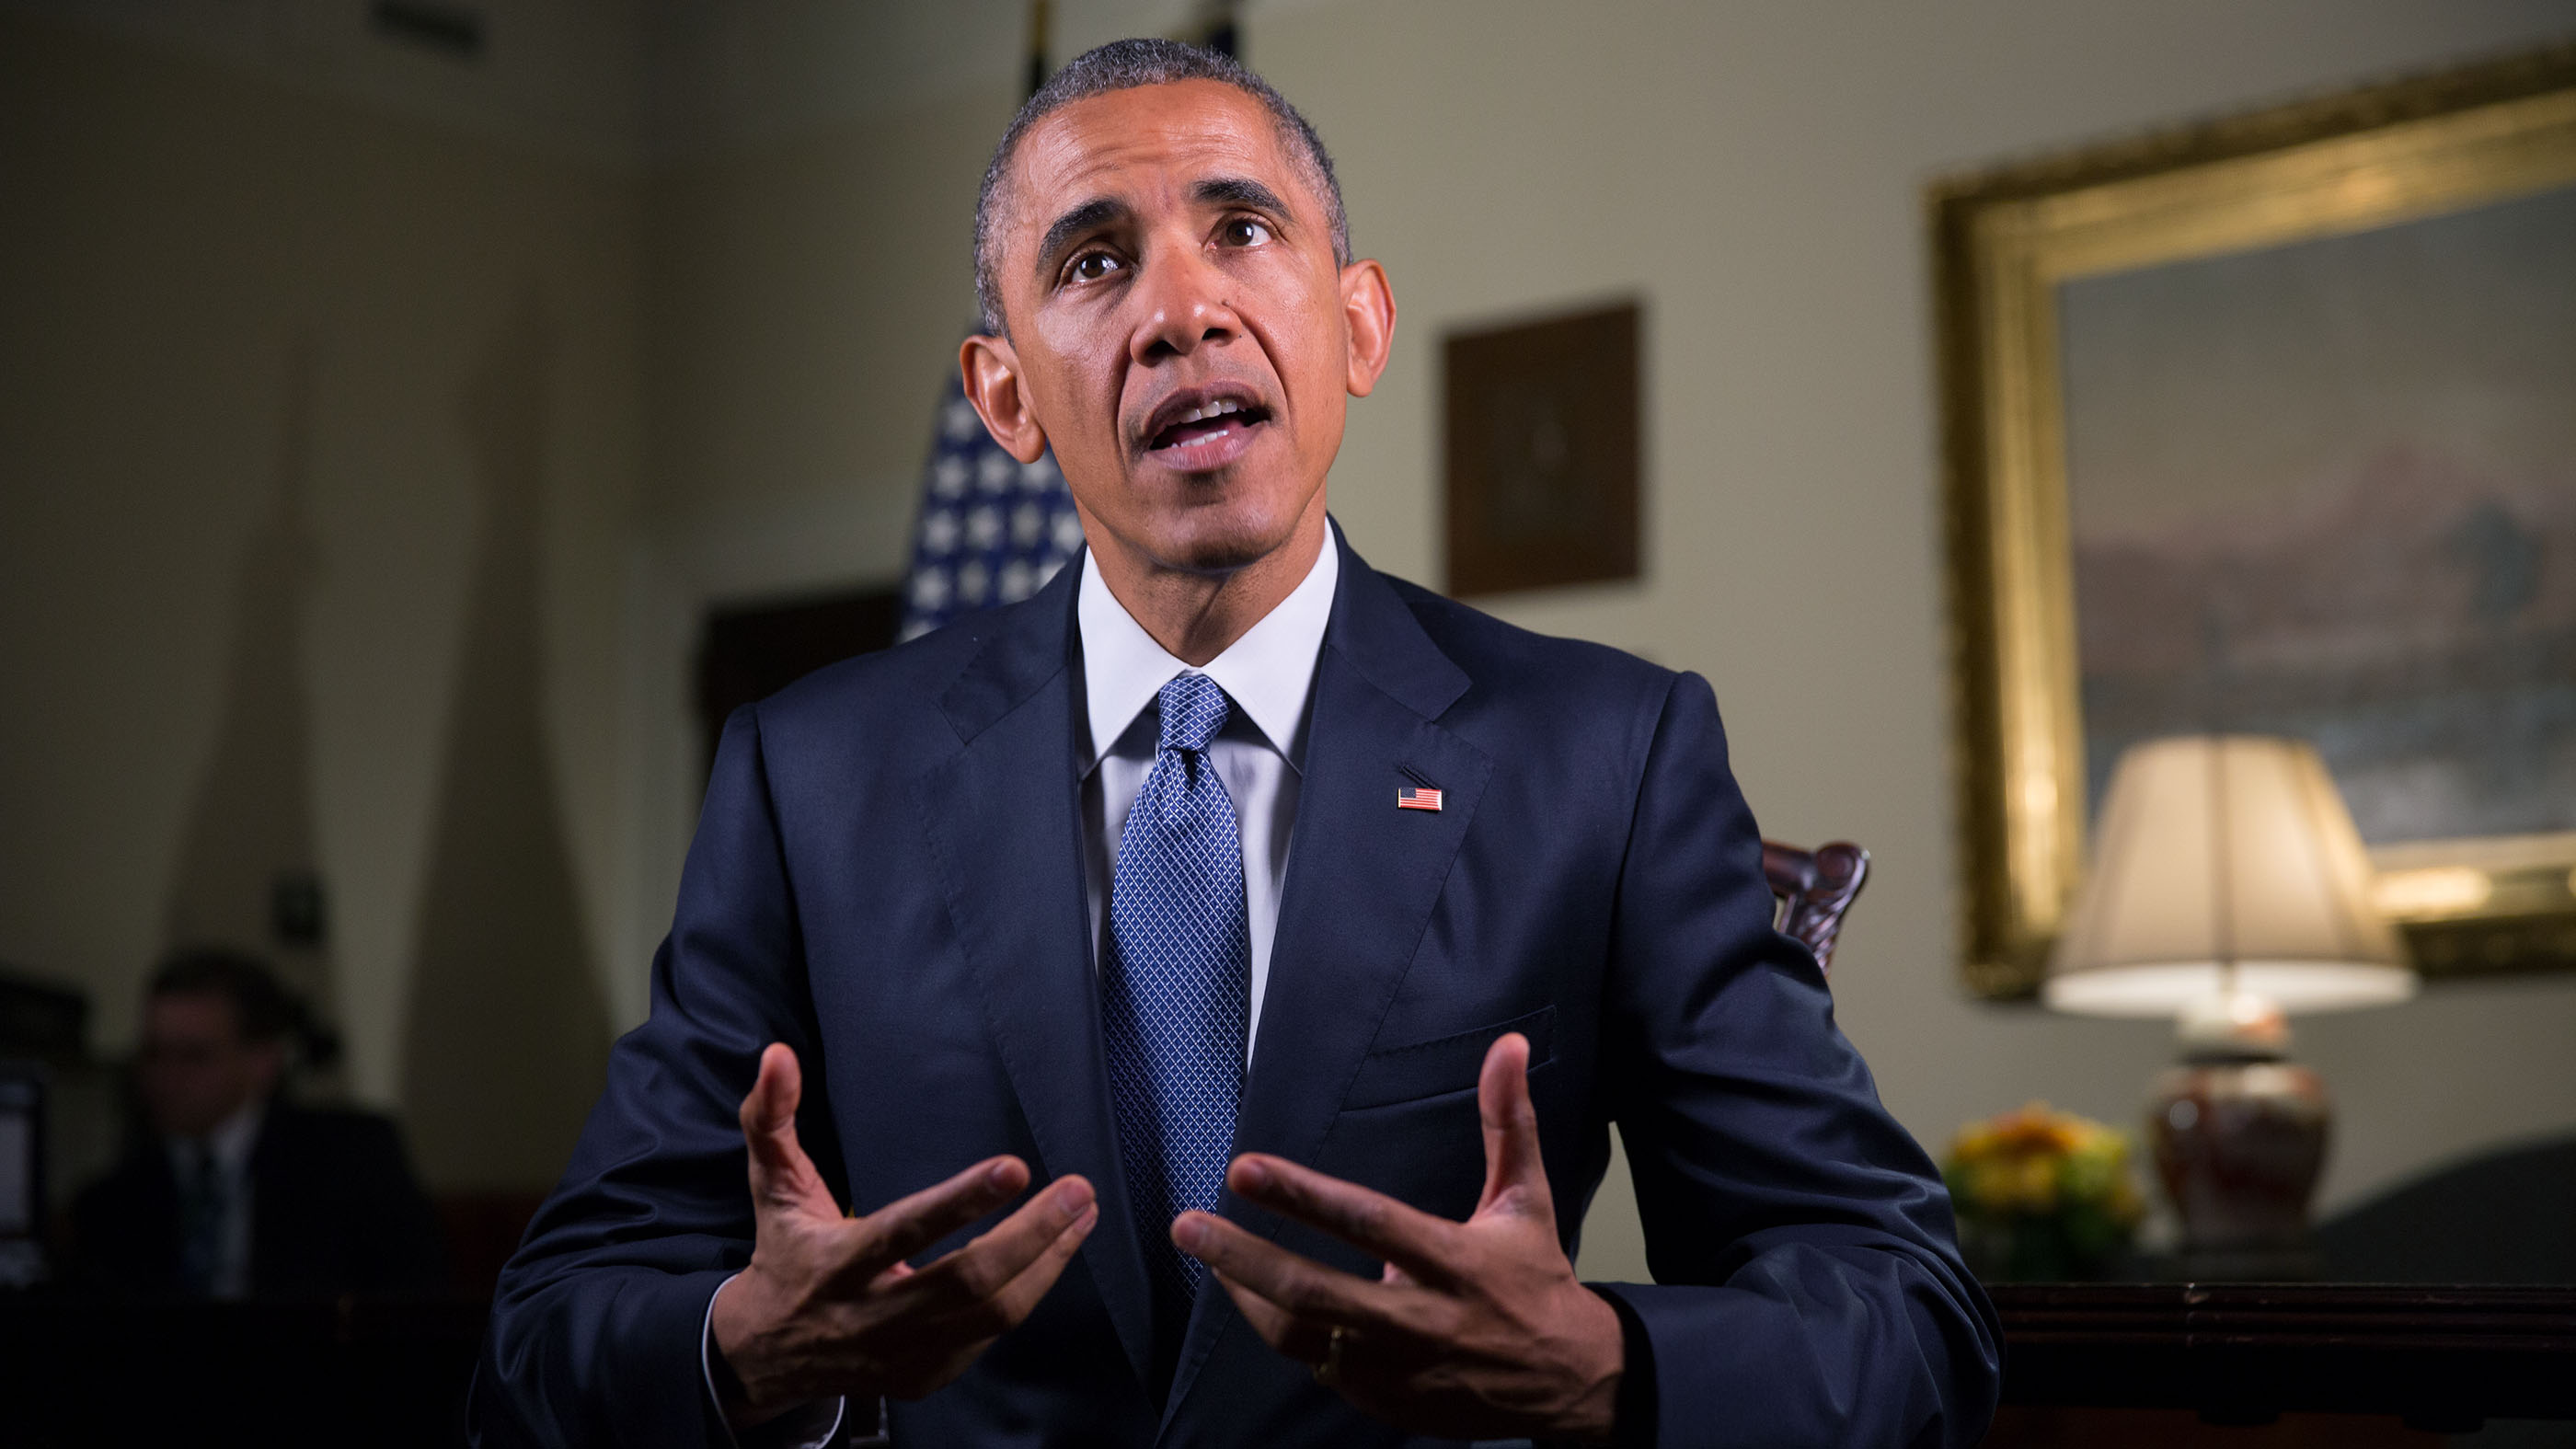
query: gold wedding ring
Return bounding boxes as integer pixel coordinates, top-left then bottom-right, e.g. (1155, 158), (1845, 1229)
(1312, 1325), (1347, 1387)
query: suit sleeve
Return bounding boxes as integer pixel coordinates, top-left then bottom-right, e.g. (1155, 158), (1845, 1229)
(1587, 673), (2001, 1449)
(470, 706), (846, 1449)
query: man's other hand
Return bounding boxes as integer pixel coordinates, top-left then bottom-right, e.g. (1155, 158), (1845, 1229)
(1173, 1032), (1625, 1442)
(708, 1043), (1098, 1427)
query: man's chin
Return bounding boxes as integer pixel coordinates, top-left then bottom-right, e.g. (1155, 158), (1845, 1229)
(1133, 509), (1317, 578)
(1151, 533), (1284, 577)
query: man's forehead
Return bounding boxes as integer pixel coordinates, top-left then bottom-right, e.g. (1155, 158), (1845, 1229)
(1009, 80), (1300, 225)
(151, 990), (237, 1029)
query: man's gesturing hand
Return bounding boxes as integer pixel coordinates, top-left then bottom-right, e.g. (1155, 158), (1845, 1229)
(1172, 1032), (1626, 1442)
(708, 1043), (1098, 1428)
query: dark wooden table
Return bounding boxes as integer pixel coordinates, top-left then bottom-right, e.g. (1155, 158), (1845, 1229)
(4, 1282), (2570, 1444)
(1994, 1282), (2576, 1431)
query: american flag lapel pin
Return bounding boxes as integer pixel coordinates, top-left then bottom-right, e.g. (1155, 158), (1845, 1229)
(1396, 782), (1443, 812)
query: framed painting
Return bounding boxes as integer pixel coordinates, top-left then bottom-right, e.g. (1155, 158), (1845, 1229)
(1932, 43), (2576, 998)
(1443, 302), (1641, 598)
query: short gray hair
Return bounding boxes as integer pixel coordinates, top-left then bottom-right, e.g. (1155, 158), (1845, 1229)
(972, 38), (1351, 337)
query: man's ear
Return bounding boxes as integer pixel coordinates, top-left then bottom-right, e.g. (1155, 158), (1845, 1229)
(960, 333), (1052, 464)
(1340, 259), (1397, 399)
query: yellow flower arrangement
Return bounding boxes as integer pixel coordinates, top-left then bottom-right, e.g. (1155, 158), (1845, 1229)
(1943, 1102), (2144, 1280)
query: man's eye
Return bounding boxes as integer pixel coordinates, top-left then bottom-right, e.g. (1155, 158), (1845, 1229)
(1067, 250), (1124, 283)
(1218, 216), (1272, 247)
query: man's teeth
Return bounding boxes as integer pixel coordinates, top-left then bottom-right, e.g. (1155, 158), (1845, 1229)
(1173, 399), (1247, 426)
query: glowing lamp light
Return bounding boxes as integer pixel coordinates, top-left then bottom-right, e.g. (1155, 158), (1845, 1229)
(2045, 736), (2416, 1018)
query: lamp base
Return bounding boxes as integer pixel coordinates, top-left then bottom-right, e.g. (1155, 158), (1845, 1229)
(2145, 996), (2331, 1268)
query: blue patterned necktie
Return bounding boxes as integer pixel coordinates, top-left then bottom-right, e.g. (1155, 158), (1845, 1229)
(1100, 672), (1252, 1338)
(178, 1144), (224, 1298)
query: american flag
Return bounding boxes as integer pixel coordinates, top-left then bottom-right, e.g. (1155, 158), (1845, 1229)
(1396, 786), (1443, 812)
(898, 369), (1087, 642)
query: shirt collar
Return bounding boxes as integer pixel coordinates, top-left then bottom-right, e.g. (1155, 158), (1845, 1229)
(1077, 521), (1340, 770)
(170, 1098), (266, 1179)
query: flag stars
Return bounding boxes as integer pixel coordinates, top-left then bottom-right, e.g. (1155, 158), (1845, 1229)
(903, 373), (1087, 639)
(933, 455), (969, 498)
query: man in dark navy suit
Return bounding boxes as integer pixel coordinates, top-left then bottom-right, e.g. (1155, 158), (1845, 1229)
(72, 949), (444, 1301)
(475, 39), (1998, 1448)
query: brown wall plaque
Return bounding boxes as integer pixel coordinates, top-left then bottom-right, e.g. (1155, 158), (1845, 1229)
(1443, 300), (1640, 597)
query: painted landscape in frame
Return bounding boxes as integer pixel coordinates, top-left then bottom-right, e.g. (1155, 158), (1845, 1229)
(2059, 182), (2576, 852)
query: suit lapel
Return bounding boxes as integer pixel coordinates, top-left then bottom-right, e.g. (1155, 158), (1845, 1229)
(1163, 533), (1491, 1426)
(912, 558), (1158, 1390)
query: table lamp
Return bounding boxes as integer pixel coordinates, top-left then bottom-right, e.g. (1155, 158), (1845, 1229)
(2044, 735), (2417, 1274)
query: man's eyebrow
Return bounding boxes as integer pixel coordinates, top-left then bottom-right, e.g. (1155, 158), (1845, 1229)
(1035, 198), (1131, 276)
(1194, 176), (1292, 217)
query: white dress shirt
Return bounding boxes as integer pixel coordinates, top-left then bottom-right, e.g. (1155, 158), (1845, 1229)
(1076, 523), (1338, 1059)
(703, 525), (1338, 1448)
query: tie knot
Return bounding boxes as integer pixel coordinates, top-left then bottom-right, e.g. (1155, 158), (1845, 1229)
(1155, 673), (1229, 753)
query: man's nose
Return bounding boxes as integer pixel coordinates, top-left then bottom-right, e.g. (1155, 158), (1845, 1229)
(1129, 245), (1240, 363)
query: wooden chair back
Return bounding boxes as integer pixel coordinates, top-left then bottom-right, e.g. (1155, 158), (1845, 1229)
(1761, 839), (1871, 976)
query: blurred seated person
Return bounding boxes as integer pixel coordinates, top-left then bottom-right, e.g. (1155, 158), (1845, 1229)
(70, 949), (445, 1300)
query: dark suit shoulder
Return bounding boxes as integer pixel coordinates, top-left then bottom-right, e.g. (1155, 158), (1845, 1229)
(747, 592), (1059, 758)
(252, 1101), (446, 1296)
(761, 604), (994, 719)
(73, 1142), (174, 1230)
(69, 1144), (180, 1295)
(1375, 571), (1680, 720)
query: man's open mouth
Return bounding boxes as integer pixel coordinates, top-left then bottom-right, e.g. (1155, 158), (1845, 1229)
(1144, 395), (1273, 459)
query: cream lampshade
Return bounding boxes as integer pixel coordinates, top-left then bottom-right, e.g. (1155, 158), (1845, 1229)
(2044, 735), (2416, 1017)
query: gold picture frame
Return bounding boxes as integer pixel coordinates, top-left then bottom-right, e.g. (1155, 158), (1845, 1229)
(1932, 42), (2576, 999)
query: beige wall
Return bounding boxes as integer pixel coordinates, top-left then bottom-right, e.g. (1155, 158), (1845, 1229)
(0, 15), (641, 1188)
(6, 0), (2572, 1227)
